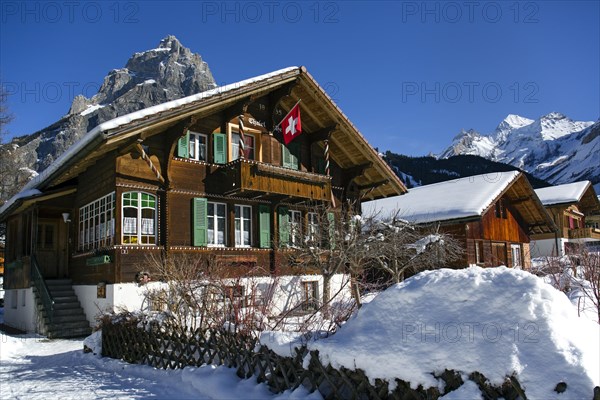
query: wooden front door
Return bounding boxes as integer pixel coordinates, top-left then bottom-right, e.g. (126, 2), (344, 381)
(36, 221), (59, 278)
(491, 242), (507, 267)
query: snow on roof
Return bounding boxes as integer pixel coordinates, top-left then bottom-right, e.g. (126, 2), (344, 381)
(534, 181), (591, 206)
(0, 67), (300, 218)
(309, 266), (599, 398)
(362, 171), (520, 224)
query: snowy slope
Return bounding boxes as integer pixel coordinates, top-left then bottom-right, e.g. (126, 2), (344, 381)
(310, 267), (600, 399)
(440, 113), (599, 191)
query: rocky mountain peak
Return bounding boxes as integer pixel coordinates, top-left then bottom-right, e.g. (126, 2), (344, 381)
(1, 36), (217, 203)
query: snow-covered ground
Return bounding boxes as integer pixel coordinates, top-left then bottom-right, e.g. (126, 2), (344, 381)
(309, 267), (599, 399)
(0, 308), (320, 400)
(2, 266), (598, 399)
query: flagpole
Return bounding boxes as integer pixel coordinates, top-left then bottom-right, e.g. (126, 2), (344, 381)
(274, 99), (302, 130)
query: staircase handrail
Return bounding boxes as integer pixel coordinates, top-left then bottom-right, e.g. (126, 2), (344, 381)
(31, 254), (55, 324)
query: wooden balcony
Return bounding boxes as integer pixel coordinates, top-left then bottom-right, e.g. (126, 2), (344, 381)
(568, 227), (600, 240)
(208, 159), (332, 202)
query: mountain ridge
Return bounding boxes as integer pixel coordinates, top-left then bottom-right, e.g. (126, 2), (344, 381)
(0, 35), (216, 203)
(439, 112), (599, 192)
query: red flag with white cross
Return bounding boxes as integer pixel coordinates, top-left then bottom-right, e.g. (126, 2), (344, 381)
(281, 102), (302, 145)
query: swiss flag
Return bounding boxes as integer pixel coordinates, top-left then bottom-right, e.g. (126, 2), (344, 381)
(281, 102), (302, 145)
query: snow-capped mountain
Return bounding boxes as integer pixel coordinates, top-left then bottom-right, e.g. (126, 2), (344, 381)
(1, 35), (216, 203)
(440, 113), (599, 191)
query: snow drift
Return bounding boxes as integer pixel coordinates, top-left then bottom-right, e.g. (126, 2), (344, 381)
(310, 266), (599, 399)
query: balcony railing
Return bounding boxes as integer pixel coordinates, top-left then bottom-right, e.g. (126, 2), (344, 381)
(210, 159), (332, 202)
(568, 227), (600, 240)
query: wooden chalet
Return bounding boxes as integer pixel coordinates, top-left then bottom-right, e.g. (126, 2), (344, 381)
(363, 171), (556, 269)
(0, 66), (406, 335)
(530, 181), (600, 256)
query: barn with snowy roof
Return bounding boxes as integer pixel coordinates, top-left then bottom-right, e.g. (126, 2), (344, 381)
(531, 180), (600, 256)
(0, 66), (406, 336)
(363, 171), (556, 269)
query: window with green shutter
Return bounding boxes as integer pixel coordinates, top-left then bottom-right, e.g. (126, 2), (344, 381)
(192, 198), (207, 246)
(213, 133), (227, 164)
(259, 205), (271, 248)
(281, 142), (300, 170)
(177, 131), (190, 158)
(278, 206), (289, 247)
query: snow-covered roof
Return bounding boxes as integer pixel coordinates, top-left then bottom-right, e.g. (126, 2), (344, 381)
(362, 171), (521, 224)
(534, 181), (591, 206)
(0, 67), (300, 218)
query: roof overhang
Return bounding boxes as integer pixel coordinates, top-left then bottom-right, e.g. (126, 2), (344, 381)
(1, 67), (405, 221)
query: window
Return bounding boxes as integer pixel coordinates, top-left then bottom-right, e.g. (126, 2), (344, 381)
(177, 130), (207, 161)
(189, 131), (207, 161)
(79, 192), (115, 251)
(307, 212), (319, 244)
(232, 132), (255, 161)
(282, 142), (300, 170)
(122, 192), (156, 245)
(475, 240), (484, 265)
(511, 244), (522, 269)
(302, 281), (319, 311)
(207, 202), (226, 246)
(223, 285), (245, 308)
(235, 205), (252, 247)
(289, 210), (302, 246)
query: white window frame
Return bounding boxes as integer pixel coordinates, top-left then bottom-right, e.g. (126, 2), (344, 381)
(307, 212), (319, 244)
(189, 131), (207, 161)
(228, 123), (261, 162)
(290, 210), (302, 246)
(121, 192), (157, 245)
(79, 192), (115, 251)
(207, 201), (227, 247)
(234, 204), (252, 248)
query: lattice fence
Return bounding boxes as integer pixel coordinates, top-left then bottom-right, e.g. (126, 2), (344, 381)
(101, 321), (596, 400)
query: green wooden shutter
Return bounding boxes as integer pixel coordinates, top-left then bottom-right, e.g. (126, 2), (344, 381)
(193, 198), (207, 246)
(281, 142), (300, 170)
(177, 130), (190, 158)
(213, 133), (227, 164)
(327, 211), (336, 249)
(289, 142), (299, 170)
(278, 206), (289, 247)
(259, 205), (271, 248)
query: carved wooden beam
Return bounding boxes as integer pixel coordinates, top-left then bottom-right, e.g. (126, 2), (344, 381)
(358, 179), (389, 191)
(343, 162), (372, 182)
(309, 124), (338, 144)
(134, 143), (165, 184)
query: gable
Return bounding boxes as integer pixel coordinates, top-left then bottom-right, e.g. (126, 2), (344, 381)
(0, 67), (406, 221)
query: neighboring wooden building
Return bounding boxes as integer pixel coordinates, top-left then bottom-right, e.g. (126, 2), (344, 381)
(531, 181), (600, 256)
(363, 171), (556, 269)
(0, 66), (406, 335)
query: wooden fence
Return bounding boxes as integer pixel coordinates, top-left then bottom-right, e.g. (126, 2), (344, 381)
(101, 321), (596, 400)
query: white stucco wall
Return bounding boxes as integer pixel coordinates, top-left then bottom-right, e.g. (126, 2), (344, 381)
(72, 274), (351, 328)
(3, 288), (38, 332)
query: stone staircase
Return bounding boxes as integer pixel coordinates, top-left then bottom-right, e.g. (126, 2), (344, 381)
(33, 279), (92, 338)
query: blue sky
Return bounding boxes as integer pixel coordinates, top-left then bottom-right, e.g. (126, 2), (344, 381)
(1, 1), (598, 156)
